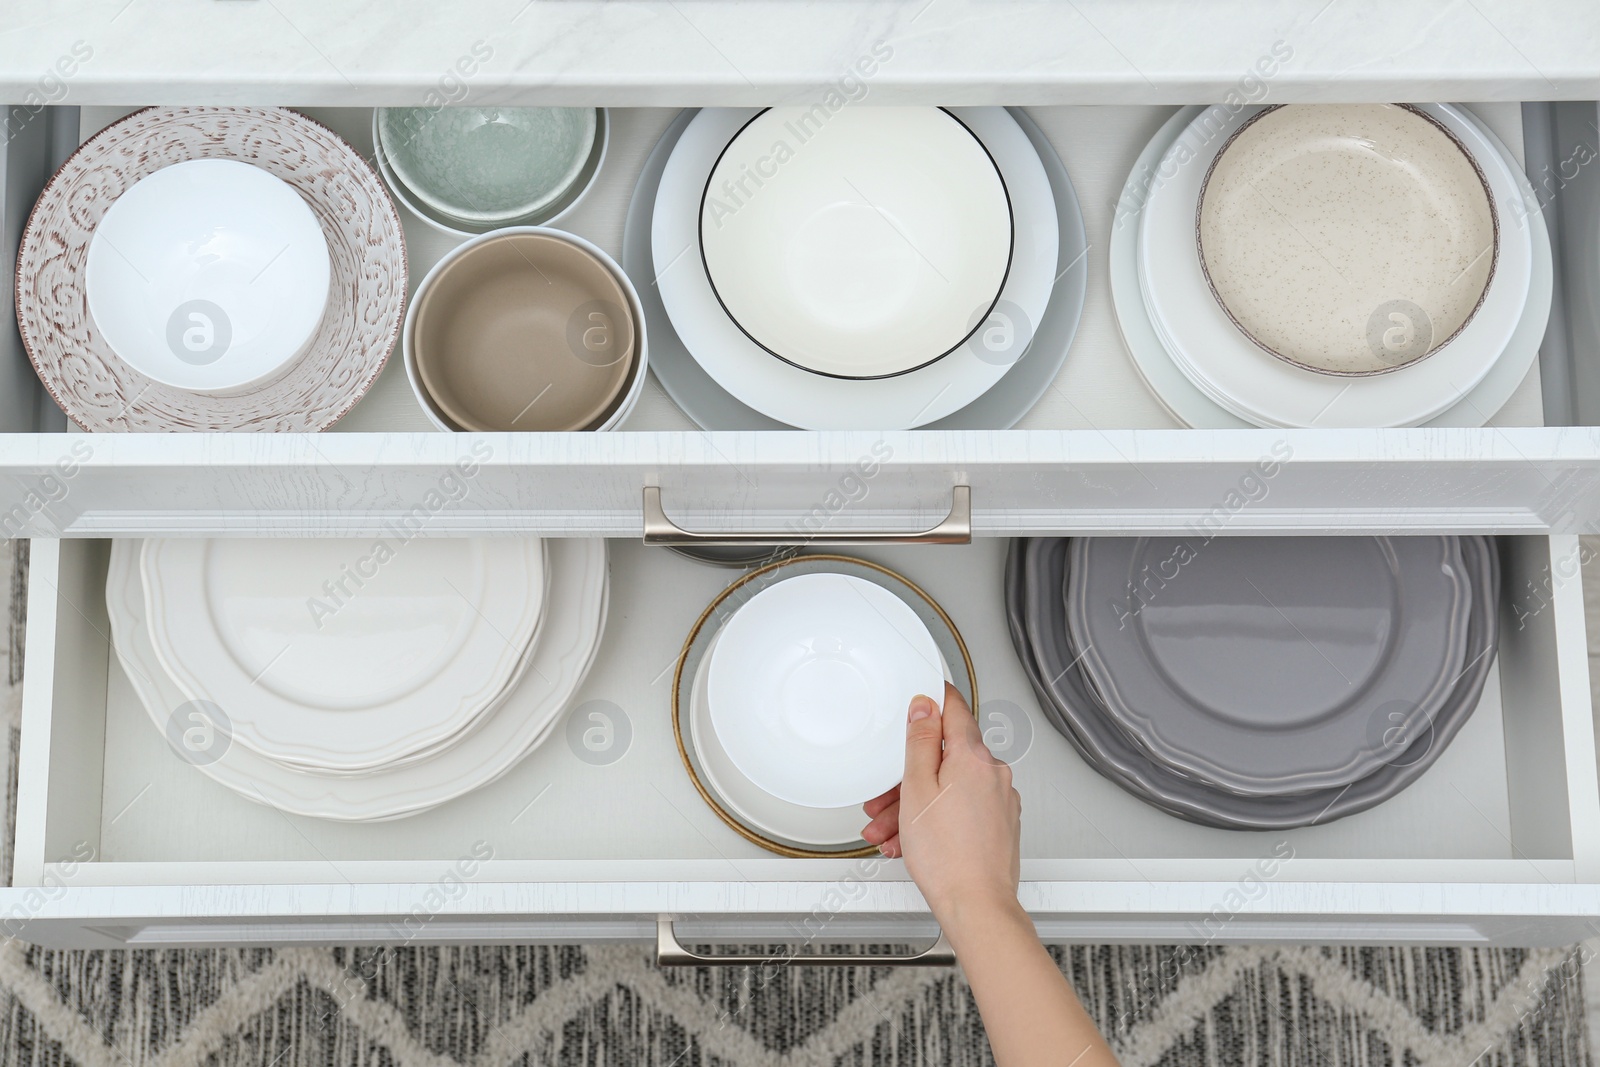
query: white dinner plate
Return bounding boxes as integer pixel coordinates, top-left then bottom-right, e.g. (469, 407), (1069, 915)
(701, 107), (1013, 379)
(707, 572), (944, 808)
(107, 538), (609, 821)
(628, 108), (1088, 431)
(654, 107), (1057, 429)
(1139, 103), (1531, 428)
(142, 537), (547, 771)
(1110, 105), (1551, 429)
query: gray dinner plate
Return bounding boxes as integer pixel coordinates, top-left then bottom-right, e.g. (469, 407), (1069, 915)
(663, 544), (801, 569)
(1006, 537), (1498, 830)
(1066, 535), (1472, 795)
(621, 109), (1089, 430)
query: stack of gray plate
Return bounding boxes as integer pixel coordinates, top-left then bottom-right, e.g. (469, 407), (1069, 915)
(1005, 535), (1499, 830)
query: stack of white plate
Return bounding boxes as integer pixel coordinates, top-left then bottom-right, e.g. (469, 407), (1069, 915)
(675, 556), (976, 855)
(639, 107), (1088, 430)
(1113, 103), (1552, 428)
(1006, 535), (1499, 829)
(105, 537), (608, 821)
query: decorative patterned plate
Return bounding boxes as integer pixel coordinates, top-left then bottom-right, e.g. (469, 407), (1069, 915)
(16, 106), (406, 432)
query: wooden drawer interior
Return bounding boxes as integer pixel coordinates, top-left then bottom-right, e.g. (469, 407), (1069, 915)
(14, 533), (1597, 891)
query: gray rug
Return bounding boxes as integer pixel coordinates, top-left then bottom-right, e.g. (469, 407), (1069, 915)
(0, 540), (1593, 1067)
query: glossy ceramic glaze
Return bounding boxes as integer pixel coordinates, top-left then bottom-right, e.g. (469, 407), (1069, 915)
(700, 107), (1011, 379)
(690, 633), (869, 846)
(1199, 104), (1497, 375)
(707, 572), (944, 808)
(653, 106), (1056, 428)
(377, 106), (597, 223)
(86, 159), (331, 395)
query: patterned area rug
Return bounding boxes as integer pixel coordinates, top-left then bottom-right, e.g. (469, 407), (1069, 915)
(0, 539), (1594, 1067)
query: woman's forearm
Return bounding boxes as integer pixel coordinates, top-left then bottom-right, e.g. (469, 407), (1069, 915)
(942, 898), (1120, 1067)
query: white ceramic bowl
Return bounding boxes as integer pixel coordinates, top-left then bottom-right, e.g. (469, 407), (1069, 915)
(699, 107), (1012, 380)
(706, 572), (945, 808)
(402, 226), (649, 433)
(85, 158), (331, 395)
(691, 631), (870, 846)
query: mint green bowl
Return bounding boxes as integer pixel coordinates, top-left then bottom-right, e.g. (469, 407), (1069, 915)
(376, 106), (599, 226)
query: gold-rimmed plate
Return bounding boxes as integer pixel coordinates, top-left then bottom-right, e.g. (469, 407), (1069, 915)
(672, 553), (976, 858)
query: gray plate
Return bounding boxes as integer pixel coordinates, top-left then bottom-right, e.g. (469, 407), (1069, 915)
(1066, 535), (1472, 795)
(663, 544), (802, 569)
(622, 109), (1089, 430)
(1006, 537), (1498, 830)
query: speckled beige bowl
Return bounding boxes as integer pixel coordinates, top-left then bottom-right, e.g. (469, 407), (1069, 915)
(1197, 103), (1498, 377)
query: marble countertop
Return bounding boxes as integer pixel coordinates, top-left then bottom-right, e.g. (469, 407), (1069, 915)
(2, 0), (1598, 106)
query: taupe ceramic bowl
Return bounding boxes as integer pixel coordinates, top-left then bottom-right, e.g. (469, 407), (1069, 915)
(408, 228), (638, 432)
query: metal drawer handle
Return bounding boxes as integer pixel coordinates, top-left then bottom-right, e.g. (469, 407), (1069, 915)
(655, 918), (955, 967)
(642, 485), (971, 547)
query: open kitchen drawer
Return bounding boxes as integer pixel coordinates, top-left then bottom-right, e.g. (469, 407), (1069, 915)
(4, 532), (1597, 949)
(3, 102), (1600, 537)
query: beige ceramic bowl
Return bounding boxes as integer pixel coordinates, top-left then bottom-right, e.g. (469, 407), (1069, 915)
(1197, 103), (1498, 377)
(409, 229), (637, 432)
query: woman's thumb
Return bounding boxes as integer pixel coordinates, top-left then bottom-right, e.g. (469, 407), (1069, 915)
(902, 693), (943, 797)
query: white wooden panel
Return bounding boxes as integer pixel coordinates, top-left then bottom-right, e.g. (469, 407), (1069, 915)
(3, 429), (1600, 537)
(9, 538), (107, 888)
(6, 882), (1600, 950)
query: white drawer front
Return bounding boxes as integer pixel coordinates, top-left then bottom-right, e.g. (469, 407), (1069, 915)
(5, 533), (1598, 948)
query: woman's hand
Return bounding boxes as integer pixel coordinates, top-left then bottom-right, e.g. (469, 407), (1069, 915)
(863, 683), (1120, 1066)
(860, 682), (1022, 926)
